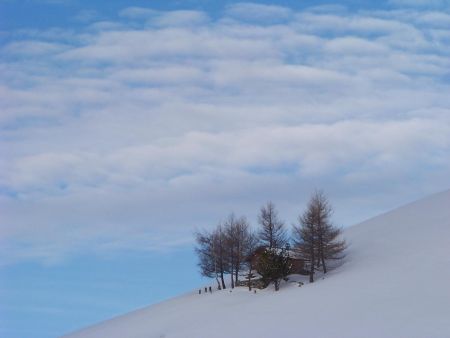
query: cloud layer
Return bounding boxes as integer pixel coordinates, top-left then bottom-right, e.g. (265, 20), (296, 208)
(1, 3), (450, 264)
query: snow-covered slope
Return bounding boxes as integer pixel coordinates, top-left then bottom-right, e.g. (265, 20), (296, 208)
(63, 189), (450, 338)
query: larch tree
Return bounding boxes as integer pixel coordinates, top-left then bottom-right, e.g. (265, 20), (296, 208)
(257, 201), (287, 249)
(224, 213), (253, 288)
(244, 231), (259, 291)
(293, 190), (346, 282)
(194, 229), (218, 288)
(308, 191), (346, 273)
(293, 204), (317, 283)
(212, 224), (227, 289)
(194, 224), (227, 290)
(224, 214), (237, 288)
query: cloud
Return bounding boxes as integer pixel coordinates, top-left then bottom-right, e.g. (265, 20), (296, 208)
(37, 0), (72, 4)
(119, 7), (158, 19)
(1, 3), (450, 265)
(73, 9), (99, 23)
(119, 7), (209, 27)
(58, 28), (280, 64)
(324, 37), (388, 55)
(152, 10), (210, 27)
(388, 0), (450, 8)
(225, 3), (293, 23)
(2, 40), (68, 56)
(416, 11), (450, 27)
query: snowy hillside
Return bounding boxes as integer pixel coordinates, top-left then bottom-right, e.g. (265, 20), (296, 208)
(63, 190), (450, 338)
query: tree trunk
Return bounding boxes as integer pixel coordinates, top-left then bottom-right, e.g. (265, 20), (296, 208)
(248, 261), (252, 291)
(230, 265), (235, 288)
(220, 271), (226, 289)
(215, 275), (220, 289)
(321, 254), (327, 274)
(309, 244), (315, 283)
(318, 228), (326, 273)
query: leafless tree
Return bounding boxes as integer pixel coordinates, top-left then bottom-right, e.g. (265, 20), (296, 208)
(293, 190), (346, 282)
(257, 201), (287, 249)
(223, 213), (254, 288)
(212, 224), (227, 289)
(195, 229), (217, 287)
(194, 224), (227, 290)
(196, 214), (255, 290)
(309, 191), (346, 273)
(224, 214), (237, 288)
(293, 205), (317, 283)
(244, 231), (259, 291)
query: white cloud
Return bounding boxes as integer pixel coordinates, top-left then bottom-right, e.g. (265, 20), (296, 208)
(1, 4), (450, 264)
(2, 40), (68, 56)
(119, 7), (158, 19)
(73, 9), (99, 23)
(119, 8), (210, 27)
(389, 0), (450, 8)
(416, 11), (450, 27)
(152, 10), (210, 27)
(226, 3), (293, 23)
(325, 37), (388, 55)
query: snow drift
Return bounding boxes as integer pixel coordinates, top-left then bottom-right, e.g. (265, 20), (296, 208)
(63, 189), (450, 338)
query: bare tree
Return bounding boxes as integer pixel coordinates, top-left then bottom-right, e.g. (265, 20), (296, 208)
(194, 224), (227, 290)
(196, 204), (300, 290)
(257, 201), (287, 249)
(195, 229), (218, 287)
(224, 213), (253, 288)
(212, 224), (227, 289)
(224, 214), (237, 288)
(244, 231), (259, 291)
(311, 191), (346, 273)
(293, 205), (317, 283)
(293, 190), (346, 282)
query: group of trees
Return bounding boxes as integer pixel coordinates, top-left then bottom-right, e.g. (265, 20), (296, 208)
(194, 191), (346, 291)
(195, 214), (257, 290)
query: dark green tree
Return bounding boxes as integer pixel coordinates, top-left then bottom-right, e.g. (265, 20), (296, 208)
(256, 246), (291, 291)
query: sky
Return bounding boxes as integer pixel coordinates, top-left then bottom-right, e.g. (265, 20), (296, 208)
(1, 0), (450, 337)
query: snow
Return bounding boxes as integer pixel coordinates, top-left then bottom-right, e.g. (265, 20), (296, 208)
(62, 189), (450, 338)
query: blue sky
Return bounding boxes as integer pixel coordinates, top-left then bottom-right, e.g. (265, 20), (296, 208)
(1, 0), (450, 337)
